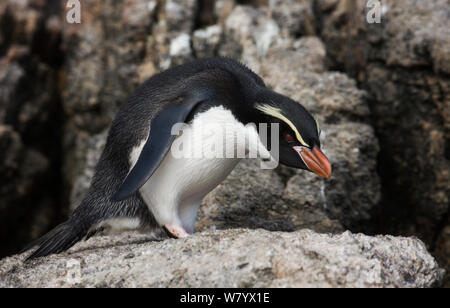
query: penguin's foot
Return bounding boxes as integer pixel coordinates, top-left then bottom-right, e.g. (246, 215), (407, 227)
(163, 224), (190, 239)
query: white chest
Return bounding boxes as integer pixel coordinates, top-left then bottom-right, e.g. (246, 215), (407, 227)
(131, 106), (270, 233)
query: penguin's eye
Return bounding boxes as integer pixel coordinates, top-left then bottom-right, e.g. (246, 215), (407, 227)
(285, 134), (294, 143)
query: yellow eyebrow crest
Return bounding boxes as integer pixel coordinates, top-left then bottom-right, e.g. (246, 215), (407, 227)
(313, 114), (321, 136)
(256, 104), (309, 147)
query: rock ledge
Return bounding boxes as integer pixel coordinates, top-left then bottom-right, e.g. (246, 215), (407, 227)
(0, 229), (443, 288)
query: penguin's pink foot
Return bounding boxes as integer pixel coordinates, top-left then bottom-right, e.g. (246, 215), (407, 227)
(163, 224), (190, 238)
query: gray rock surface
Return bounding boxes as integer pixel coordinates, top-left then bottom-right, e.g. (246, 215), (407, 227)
(61, 0), (160, 214)
(193, 25), (223, 58)
(197, 159), (344, 234)
(0, 0), (447, 288)
(317, 0), (450, 285)
(197, 122), (379, 233)
(0, 229), (443, 288)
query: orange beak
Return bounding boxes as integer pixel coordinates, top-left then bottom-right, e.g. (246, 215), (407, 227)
(294, 146), (332, 179)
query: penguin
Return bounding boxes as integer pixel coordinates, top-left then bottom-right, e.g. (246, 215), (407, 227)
(23, 57), (331, 259)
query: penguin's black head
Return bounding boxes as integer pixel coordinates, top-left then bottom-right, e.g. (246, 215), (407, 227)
(252, 91), (331, 178)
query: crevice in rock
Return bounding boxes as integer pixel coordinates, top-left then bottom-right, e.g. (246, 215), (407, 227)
(194, 0), (218, 30)
(432, 208), (450, 251)
(236, 0), (268, 7)
(311, 0), (449, 286)
(0, 1), (65, 258)
(0, 8), (13, 56)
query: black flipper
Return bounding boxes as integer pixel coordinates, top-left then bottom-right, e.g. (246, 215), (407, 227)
(24, 219), (88, 261)
(111, 88), (214, 201)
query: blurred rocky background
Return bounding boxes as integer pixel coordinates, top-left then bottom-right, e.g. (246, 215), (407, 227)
(0, 0), (448, 287)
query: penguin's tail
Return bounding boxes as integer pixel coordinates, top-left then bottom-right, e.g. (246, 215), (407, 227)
(22, 218), (89, 261)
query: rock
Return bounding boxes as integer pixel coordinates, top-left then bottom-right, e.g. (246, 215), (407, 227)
(197, 122), (379, 233)
(122, 0), (157, 28)
(317, 0), (450, 277)
(268, 0), (315, 37)
(0, 125), (52, 256)
(0, 0), (63, 257)
(0, 63), (25, 122)
(281, 122), (380, 229)
(261, 36), (327, 73)
(261, 57), (371, 123)
(214, 0), (236, 24)
(320, 123), (380, 227)
(259, 36), (379, 230)
(202, 8), (380, 231)
(365, 64), (449, 240)
(165, 0), (198, 33)
(218, 4), (312, 72)
(193, 25), (223, 58)
(169, 33), (193, 66)
(0, 229), (443, 288)
(219, 5), (267, 70)
(61, 0), (159, 212)
(372, 1), (450, 75)
(434, 219), (450, 287)
(197, 159), (344, 234)
(0, 0), (446, 286)
(68, 130), (108, 211)
(0, 126), (48, 210)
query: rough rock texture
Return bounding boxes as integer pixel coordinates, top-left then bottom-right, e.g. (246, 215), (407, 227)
(0, 126), (49, 253)
(258, 38), (380, 229)
(193, 25), (222, 58)
(61, 0), (159, 212)
(0, 0), (63, 257)
(316, 0), (450, 286)
(0, 229), (443, 288)
(0, 0), (447, 288)
(197, 121), (379, 233)
(217, 1), (315, 72)
(197, 159), (344, 234)
(435, 218), (450, 286)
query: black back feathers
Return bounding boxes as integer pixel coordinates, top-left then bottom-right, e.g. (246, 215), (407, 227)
(112, 87), (215, 201)
(110, 57), (264, 201)
(22, 57), (270, 259)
